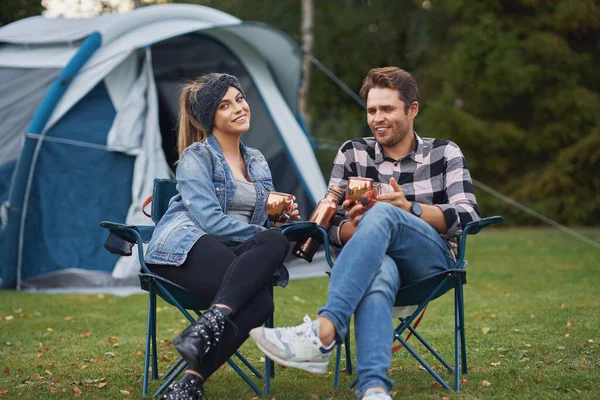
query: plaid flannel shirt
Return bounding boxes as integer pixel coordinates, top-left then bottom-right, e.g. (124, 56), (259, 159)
(327, 132), (480, 251)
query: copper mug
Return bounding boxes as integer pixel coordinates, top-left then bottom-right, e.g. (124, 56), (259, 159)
(265, 192), (294, 223)
(346, 177), (376, 207)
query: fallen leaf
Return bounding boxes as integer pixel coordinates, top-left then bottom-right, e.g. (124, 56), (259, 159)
(560, 303), (565, 309)
(2, 368), (8, 375)
(534, 376), (543, 384)
(136, 350), (143, 357)
(45, 370), (52, 376)
(490, 361), (501, 366)
(120, 389), (130, 395)
(98, 382), (107, 389)
(47, 327), (53, 332)
(97, 294), (105, 299)
(482, 380), (492, 387)
(104, 352), (115, 357)
(50, 387), (58, 393)
(292, 296), (306, 303)
(588, 339), (594, 343)
(524, 343), (531, 348)
(565, 321), (572, 329)
(4, 316), (13, 321)
(482, 327), (491, 335)
(64, 316), (72, 321)
(0, 388), (7, 394)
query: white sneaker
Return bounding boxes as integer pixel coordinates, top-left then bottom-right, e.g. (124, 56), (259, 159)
(362, 388), (392, 400)
(249, 315), (335, 374)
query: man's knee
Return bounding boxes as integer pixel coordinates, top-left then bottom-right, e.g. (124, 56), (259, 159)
(365, 256), (400, 301)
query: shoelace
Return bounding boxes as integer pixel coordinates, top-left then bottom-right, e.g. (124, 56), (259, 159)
(278, 315), (315, 343)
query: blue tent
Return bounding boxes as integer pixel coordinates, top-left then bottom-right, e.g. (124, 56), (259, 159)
(0, 4), (326, 289)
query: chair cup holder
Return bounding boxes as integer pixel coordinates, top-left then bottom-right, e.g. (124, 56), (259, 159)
(104, 232), (134, 256)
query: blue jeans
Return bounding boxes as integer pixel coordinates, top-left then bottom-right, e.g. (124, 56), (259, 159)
(318, 202), (455, 397)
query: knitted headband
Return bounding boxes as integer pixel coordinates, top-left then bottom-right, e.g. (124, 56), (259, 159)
(191, 74), (245, 135)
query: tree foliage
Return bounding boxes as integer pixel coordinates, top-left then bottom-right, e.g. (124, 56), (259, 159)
(4, 0), (598, 225)
(0, 0), (44, 27)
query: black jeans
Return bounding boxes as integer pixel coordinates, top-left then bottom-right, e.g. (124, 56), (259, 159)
(148, 229), (289, 379)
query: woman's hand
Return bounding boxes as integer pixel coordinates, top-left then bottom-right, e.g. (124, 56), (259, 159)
(275, 202), (301, 227)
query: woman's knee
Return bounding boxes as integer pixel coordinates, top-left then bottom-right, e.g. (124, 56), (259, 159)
(259, 229), (290, 255)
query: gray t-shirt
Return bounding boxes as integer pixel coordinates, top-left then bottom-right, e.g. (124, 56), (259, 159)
(226, 180), (257, 223)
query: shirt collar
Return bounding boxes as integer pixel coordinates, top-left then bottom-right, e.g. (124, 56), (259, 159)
(373, 131), (424, 164)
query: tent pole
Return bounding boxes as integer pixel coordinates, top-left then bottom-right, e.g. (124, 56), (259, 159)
(3, 33), (102, 290)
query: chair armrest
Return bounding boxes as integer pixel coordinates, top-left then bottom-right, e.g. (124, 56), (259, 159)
(455, 216), (503, 267)
(100, 221), (154, 243)
(279, 221), (320, 242)
(463, 216), (504, 236)
(280, 221), (335, 268)
(99, 221), (154, 256)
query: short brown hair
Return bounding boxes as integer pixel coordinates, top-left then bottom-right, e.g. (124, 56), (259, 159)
(359, 67), (419, 113)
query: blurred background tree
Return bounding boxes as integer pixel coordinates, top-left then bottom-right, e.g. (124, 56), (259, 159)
(3, 0), (599, 226)
(0, 0), (44, 26)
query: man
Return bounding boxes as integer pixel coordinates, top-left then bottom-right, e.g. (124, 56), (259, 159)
(250, 67), (480, 399)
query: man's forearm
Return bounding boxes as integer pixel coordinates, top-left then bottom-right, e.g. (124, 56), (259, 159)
(419, 203), (447, 234)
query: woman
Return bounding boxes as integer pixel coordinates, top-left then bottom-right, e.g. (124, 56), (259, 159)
(144, 73), (299, 399)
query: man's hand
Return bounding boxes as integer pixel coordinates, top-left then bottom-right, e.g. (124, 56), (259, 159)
(376, 177), (411, 212)
(338, 199), (365, 244)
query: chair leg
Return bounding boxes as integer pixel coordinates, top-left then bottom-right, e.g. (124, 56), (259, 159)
(454, 288), (461, 391)
(150, 290), (158, 380)
(398, 336), (452, 391)
(153, 361), (187, 398)
(334, 342), (342, 389)
(234, 351), (264, 380)
(345, 327), (353, 375)
(143, 286), (156, 397)
(161, 357), (184, 380)
(457, 282), (468, 376)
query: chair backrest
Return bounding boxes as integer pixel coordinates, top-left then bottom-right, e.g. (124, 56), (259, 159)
(151, 178), (178, 223)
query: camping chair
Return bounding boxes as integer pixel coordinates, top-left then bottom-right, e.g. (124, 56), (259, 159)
(313, 216), (503, 392)
(101, 178), (287, 397)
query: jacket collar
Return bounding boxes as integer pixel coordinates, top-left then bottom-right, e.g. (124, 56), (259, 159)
(373, 131), (424, 165)
(206, 134), (254, 162)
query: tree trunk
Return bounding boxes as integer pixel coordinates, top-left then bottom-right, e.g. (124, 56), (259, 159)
(299, 0), (313, 124)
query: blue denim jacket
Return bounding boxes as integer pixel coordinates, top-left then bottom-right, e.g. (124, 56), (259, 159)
(145, 135), (275, 266)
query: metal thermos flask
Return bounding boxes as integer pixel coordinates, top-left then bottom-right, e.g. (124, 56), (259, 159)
(293, 186), (344, 262)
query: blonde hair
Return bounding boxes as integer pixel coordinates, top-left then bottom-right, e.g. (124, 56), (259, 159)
(177, 73), (221, 157)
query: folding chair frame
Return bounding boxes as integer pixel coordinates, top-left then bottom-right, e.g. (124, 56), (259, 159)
(333, 216), (503, 392)
(101, 223), (267, 397)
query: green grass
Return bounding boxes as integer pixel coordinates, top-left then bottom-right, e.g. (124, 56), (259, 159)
(1, 228), (599, 399)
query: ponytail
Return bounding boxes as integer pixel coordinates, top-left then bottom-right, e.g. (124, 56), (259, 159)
(177, 83), (208, 158)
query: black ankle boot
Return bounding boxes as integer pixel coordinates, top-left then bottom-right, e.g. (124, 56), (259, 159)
(163, 373), (205, 400)
(173, 306), (231, 371)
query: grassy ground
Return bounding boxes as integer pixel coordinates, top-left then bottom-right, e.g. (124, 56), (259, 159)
(1, 228), (599, 399)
